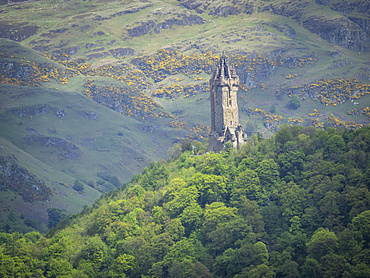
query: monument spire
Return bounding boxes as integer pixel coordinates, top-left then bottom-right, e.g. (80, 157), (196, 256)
(208, 53), (247, 151)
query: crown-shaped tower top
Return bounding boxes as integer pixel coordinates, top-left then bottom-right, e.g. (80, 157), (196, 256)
(211, 52), (238, 82)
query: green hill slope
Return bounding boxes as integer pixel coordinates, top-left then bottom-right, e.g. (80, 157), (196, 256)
(0, 0), (369, 230)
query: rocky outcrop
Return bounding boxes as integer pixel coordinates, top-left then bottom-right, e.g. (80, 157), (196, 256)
(178, 0), (252, 15)
(315, 0), (330, 4)
(128, 20), (156, 37)
(29, 39), (51, 52)
(0, 155), (52, 202)
(128, 14), (205, 37)
(328, 60), (352, 69)
(260, 2), (310, 20)
(54, 109), (65, 119)
(52, 46), (80, 60)
(331, 2), (356, 14)
(92, 4), (153, 21)
(244, 3), (254, 15)
(79, 111), (99, 120)
(80, 25), (91, 32)
(154, 15), (205, 33)
(303, 16), (368, 51)
(86, 52), (110, 59)
(40, 28), (68, 39)
(0, 24), (39, 41)
(109, 48), (134, 58)
(356, 2), (369, 15)
(0, 60), (35, 81)
(233, 50), (284, 88)
(12, 104), (48, 117)
(281, 52), (316, 67)
(25, 136), (82, 159)
(330, 1), (368, 15)
(209, 5), (241, 17)
(266, 22), (296, 39)
(348, 17), (369, 34)
(178, 0), (202, 10)
(86, 43), (99, 49)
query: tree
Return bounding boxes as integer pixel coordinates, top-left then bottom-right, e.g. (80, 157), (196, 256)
(46, 258), (74, 277)
(351, 210), (370, 246)
(307, 228), (338, 260)
(279, 181), (307, 221)
(323, 135), (345, 160)
(289, 95), (301, 109)
(109, 176), (121, 187)
(73, 179), (85, 192)
(80, 236), (110, 272)
(278, 259), (300, 278)
(245, 122), (255, 137)
(230, 196), (265, 236)
(277, 150), (305, 182)
(180, 203), (203, 235)
(236, 264), (276, 278)
(275, 126), (294, 149)
(187, 261), (213, 278)
(270, 104), (277, 113)
(47, 208), (67, 228)
(254, 241), (269, 264)
(202, 202), (237, 236)
(189, 173), (228, 206)
(233, 169), (264, 202)
(114, 254), (136, 276)
(167, 185), (199, 217)
(256, 159), (280, 191)
(320, 253), (347, 278)
(161, 238), (199, 275)
(301, 258), (322, 278)
(168, 143), (183, 160)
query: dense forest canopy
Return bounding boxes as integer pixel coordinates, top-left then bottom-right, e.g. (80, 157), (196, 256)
(0, 125), (369, 277)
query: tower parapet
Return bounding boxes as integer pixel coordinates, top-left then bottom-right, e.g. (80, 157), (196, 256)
(208, 53), (247, 151)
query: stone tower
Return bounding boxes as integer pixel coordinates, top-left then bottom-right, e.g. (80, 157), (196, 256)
(208, 53), (247, 152)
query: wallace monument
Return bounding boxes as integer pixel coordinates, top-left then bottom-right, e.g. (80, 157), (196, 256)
(208, 53), (247, 152)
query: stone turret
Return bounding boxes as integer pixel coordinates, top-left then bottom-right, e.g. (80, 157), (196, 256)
(208, 53), (247, 152)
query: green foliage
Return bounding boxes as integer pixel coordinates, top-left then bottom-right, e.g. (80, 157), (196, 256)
(289, 95), (301, 109)
(73, 179), (85, 192)
(0, 126), (369, 277)
(47, 208), (68, 229)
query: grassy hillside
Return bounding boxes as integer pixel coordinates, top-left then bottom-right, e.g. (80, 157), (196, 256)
(0, 0), (369, 231)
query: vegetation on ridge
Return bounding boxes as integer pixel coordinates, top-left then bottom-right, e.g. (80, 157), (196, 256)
(0, 125), (369, 277)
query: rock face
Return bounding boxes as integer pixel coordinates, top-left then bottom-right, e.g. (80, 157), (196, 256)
(128, 20), (156, 37)
(26, 136), (82, 159)
(0, 155), (52, 202)
(303, 16), (369, 51)
(266, 22), (296, 39)
(52, 46), (80, 60)
(209, 5), (241, 17)
(127, 14), (205, 37)
(109, 48), (134, 58)
(260, 1), (310, 20)
(0, 24), (39, 41)
(208, 54), (247, 152)
(12, 104), (48, 117)
(0, 60), (35, 81)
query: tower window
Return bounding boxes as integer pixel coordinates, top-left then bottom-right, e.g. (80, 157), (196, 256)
(229, 100), (232, 106)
